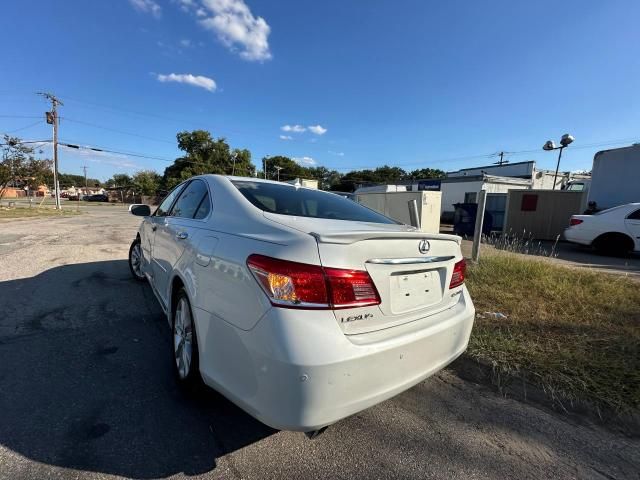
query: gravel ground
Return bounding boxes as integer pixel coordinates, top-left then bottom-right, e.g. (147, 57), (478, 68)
(0, 206), (638, 479)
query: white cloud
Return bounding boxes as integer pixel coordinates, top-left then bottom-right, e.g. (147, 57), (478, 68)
(180, 38), (192, 47)
(293, 156), (317, 166)
(157, 73), (217, 92)
(196, 7), (207, 17)
(329, 150), (345, 156)
(129, 0), (161, 18)
(279, 135), (293, 140)
(281, 124), (306, 133)
(199, 0), (271, 61)
(308, 124), (327, 135)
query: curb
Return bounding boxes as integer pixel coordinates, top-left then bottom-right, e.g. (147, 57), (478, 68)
(449, 354), (639, 438)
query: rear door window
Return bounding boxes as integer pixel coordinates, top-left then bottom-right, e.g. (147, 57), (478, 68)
(155, 183), (186, 217)
(232, 181), (397, 224)
(193, 192), (211, 219)
(170, 179), (209, 219)
(627, 209), (640, 220)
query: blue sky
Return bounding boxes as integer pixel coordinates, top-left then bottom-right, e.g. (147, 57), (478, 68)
(1, 0), (639, 181)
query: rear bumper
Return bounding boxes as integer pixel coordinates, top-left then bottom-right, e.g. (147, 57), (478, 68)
(563, 228), (591, 246)
(197, 287), (475, 431)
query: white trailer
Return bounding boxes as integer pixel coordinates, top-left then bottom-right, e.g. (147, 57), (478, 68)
(588, 144), (640, 209)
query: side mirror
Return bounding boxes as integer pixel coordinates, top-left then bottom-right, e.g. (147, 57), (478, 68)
(129, 204), (151, 217)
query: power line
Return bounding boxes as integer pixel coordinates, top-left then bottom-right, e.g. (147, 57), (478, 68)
(59, 140), (176, 162)
(0, 115), (42, 119)
(60, 95), (207, 129)
(4, 120), (45, 134)
(62, 117), (176, 145)
(0, 139), (51, 146)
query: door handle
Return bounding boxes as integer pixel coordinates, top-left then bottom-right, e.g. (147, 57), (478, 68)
(176, 231), (189, 240)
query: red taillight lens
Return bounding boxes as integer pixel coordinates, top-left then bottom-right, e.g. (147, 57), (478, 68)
(569, 218), (583, 226)
(246, 254), (380, 309)
(325, 268), (381, 309)
(449, 259), (466, 289)
(247, 254), (328, 307)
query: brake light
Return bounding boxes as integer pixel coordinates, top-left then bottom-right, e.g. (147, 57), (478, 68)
(569, 218), (583, 226)
(449, 259), (466, 289)
(324, 268), (381, 308)
(247, 254), (380, 309)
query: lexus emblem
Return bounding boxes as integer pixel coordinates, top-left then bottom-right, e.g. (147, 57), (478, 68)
(418, 239), (430, 254)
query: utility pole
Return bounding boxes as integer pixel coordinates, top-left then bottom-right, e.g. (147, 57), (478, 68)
(263, 156), (269, 179)
(494, 151), (508, 166)
(38, 92), (63, 209)
(82, 165), (88, 188)
(274, 166), (283, 182)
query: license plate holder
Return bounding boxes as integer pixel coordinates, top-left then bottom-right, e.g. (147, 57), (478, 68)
(389, 269), (441, 313)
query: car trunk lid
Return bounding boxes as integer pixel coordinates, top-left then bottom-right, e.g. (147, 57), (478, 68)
(262, 212), (463, 335)
(313, 230), (463, 334)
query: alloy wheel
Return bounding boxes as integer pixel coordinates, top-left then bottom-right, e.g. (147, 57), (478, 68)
(130, 243), (144, 279)
(173, 297), (193, 380)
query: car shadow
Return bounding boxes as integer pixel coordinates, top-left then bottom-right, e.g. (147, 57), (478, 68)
(0, 260), (275, 478)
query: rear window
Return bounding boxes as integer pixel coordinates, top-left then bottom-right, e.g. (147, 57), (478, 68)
(593, 205), (628, 216)
(232, 181), (397, 224)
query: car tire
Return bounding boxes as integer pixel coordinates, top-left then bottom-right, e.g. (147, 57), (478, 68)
(172, 288), (202, 389)
(593, 233), (634, 257)
(128, 239), (146, 281)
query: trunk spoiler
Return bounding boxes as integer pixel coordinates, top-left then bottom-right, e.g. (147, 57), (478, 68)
(309, 231), (461, 245)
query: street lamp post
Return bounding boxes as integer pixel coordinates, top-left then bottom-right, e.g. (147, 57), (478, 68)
(543, 133), (574, 190)
(231, 153), (238, 176)
(274, 166), (283, 182)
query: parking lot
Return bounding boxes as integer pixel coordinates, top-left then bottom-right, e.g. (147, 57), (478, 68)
(1, 207), (639, 479)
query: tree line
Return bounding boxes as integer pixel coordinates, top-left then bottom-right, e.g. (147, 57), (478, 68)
(106, 130), (444, 194)
(2, 130), (445, 199)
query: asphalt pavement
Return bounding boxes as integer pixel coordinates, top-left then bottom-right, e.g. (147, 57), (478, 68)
(0, 206), (638, 479)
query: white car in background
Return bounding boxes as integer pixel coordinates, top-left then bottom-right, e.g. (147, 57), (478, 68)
(564, 203), (640, 255)
(128, 175), (475, 434)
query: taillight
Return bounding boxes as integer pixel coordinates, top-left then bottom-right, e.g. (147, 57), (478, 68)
(324, 268), (381, 309)
(247, 254), (380, 309)
(449, 259), (466, 289)
(569, 218), (583, 226)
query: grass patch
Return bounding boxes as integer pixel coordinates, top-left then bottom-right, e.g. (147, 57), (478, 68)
(0, 207), (82, 219)
(466, 254), (640, 416)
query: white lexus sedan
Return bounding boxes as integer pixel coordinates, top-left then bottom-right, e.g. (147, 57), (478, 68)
(128, 175), (475, 433)
(564, 203), (640, 255)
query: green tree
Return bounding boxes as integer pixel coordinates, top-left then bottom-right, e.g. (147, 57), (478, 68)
(330, 166), (405, 192)
(263, 155), (308, 181)
(104, 173), (133, 188)
(371, 165), (407, 183)
(58, 172), (101, 188)
(408, 168), (445, 179)
(132, 170), (161, 196)
(163, 130), (255, 188)
(306, 166), (342, 190)
(0, 135), (53, 198)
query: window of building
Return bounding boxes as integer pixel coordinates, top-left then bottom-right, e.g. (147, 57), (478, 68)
(464, 192), (477, 203)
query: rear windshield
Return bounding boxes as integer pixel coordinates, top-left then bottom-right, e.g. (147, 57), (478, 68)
(232, 181), (397, 224)
(593, 205), (628, 216)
